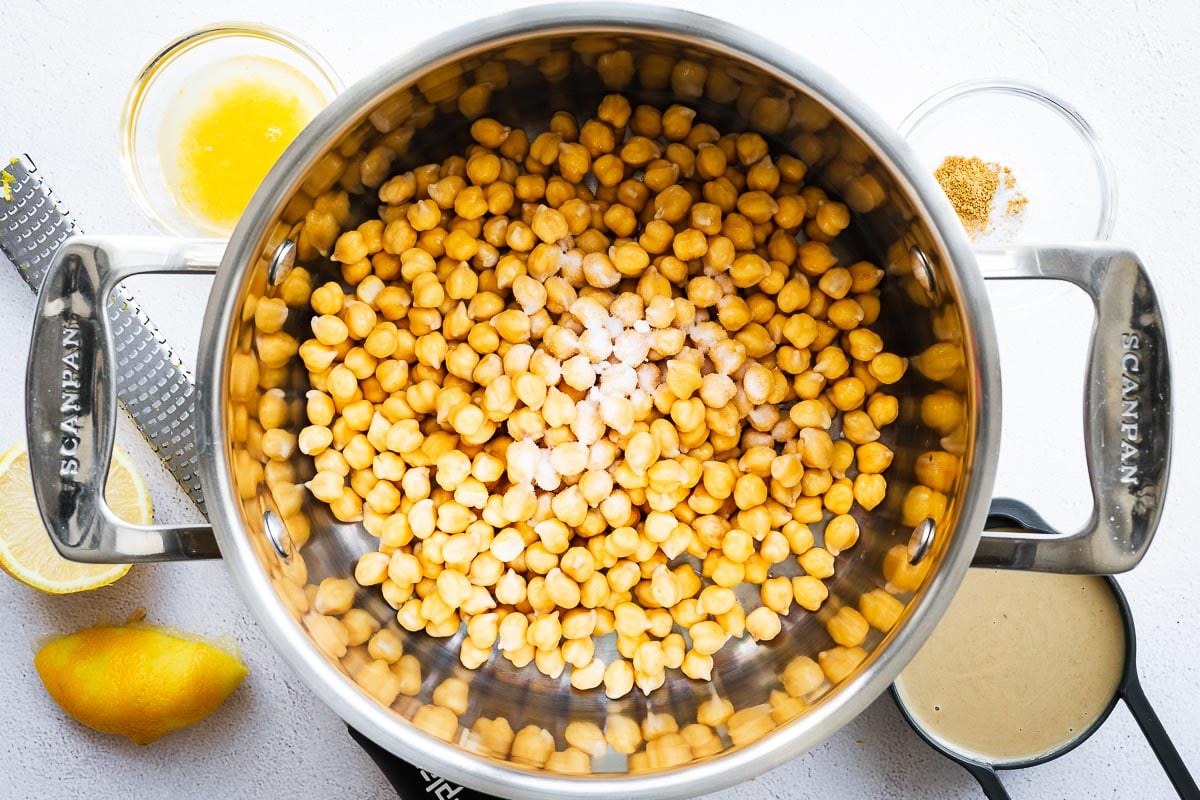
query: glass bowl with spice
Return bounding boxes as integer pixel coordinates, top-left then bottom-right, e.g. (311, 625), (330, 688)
(120, 23), (343, 237)
(899, 79), (1116, 245)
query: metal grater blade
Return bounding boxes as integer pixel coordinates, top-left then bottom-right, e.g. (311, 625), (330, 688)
(0, 155), (206, 515)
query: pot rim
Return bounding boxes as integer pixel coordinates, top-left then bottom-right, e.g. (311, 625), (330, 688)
(197, 5), (1001, 797)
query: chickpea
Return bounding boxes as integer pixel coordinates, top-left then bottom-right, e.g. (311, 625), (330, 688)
(859, 588), (904, 632)
(512, 725), (555, 767)
(791, 574), (829, 612)
(819, 645), (867, 684)
(314, 578), (356, 616)
(604, 713), (643, 755)
(727, 704), (774, 747)
(760, 576), (793, 615)
(746, 606), (782, 641)
(689, 621), (729, 655)
(571, 658), (606, 690)
(301, 93), (912, 694)
(603, 659), (635, 699)
(824, 514), (860, 555)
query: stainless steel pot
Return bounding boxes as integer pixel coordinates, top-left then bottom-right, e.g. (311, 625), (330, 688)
(24, 5), (1171, 798)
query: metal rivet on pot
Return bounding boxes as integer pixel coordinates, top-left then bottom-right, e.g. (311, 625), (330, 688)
(268, 239), (296, 286)
(909, 245), (938, 303)
(907, 517), (936, 566)
(263, 508), (293, 560)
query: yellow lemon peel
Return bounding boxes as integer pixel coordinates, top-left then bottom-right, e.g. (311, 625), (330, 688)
(35, 620), (249, 744)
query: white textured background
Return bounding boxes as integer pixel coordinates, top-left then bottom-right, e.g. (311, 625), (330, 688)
(1, 0), (1197, 798)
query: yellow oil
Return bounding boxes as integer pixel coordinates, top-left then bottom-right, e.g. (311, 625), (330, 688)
(163, 56), (326, 233)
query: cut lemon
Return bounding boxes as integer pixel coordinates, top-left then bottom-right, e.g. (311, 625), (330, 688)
(36, 620), (248, 744)
(0, 441), (151, 593)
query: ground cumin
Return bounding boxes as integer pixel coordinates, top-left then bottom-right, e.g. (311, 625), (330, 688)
(934, 155), (1026, 237)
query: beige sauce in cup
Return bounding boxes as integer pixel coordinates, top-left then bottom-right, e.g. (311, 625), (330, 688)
(894, 569), (1125, 763)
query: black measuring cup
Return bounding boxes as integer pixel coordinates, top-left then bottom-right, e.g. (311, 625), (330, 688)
(891, 500), (1198, 800)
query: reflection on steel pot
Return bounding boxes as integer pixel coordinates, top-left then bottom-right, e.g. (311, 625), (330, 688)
(24, 6), (1170, 799)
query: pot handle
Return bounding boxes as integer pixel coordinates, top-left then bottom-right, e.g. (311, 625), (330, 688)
(972, 244), (1170, 573)
(26, 236), (224, 562)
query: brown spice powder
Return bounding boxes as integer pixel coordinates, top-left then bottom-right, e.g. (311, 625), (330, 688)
(1006, 194), (1029, 218)
(934, 155), (1027, 238)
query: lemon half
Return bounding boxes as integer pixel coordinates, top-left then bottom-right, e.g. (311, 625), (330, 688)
(36, 622), (249, 744)
(0, 441), (151, 593)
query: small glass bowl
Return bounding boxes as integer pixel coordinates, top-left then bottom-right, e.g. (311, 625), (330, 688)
(899, 79), (1116, 244)
(120, 23), (342, 237)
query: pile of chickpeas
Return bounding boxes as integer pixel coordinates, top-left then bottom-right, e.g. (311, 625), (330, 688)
(295, 93), (907, 700)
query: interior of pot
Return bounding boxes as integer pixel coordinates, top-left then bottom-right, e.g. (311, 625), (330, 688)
(216, 12), (984, 792)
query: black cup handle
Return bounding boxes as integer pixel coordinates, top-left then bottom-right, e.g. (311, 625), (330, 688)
(348, 727), (503, 800)
(1120, 676), (1200, 799)
(985, 498), (1055, 536)
(961, 761), (1011, 800)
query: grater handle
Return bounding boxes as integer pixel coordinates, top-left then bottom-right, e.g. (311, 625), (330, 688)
(27, 235), (224, 562)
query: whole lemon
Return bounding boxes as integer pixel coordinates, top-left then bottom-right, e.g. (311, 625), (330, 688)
(34, 623), (249, 744)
